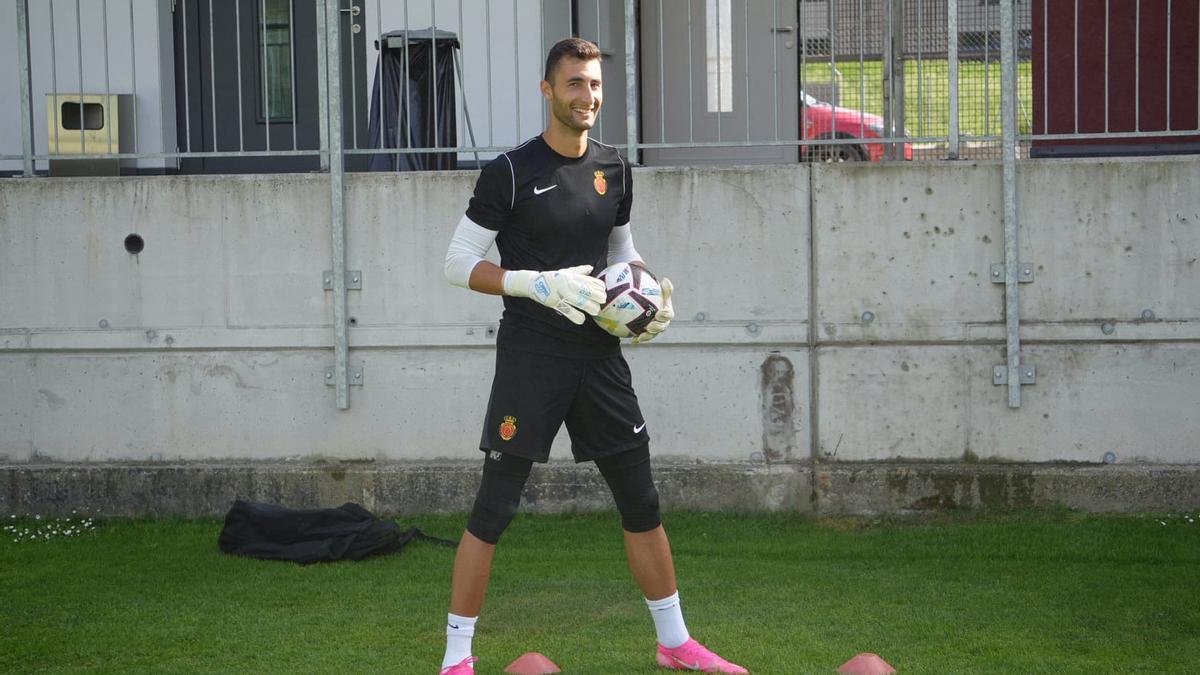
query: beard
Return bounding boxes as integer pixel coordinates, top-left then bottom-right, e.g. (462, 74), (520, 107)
(551, 95), (599, 132)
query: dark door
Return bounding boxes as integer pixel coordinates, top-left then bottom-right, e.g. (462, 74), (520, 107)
(174, 0), (369, 173)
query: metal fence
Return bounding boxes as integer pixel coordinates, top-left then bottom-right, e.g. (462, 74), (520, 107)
(4, 0), (1198, 176)
(4, 0), (1198, 408)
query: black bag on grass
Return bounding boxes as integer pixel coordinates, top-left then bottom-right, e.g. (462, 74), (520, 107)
(218, 499), (454, 564)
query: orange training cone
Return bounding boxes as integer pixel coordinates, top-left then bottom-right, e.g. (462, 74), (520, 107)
(504, 651), (561, 675)
(838, 652), (897, 674)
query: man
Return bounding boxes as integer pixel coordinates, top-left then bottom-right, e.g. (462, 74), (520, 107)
(440, 37), (747, 674)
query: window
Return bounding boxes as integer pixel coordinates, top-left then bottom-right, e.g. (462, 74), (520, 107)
(257, 0), (294, 122)
(706, 0), (733, 113)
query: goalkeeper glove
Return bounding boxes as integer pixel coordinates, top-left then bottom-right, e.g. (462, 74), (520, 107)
(503, 264), (607, 325)
(632, 277), (674, 344)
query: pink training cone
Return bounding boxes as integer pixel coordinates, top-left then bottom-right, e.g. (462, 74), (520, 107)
(504, 652), (561, 675)
(838, 653), (897, 675)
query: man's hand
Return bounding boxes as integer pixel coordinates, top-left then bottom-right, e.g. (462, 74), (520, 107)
(503, 265), (607, 325)
(633, 277), (674, 344)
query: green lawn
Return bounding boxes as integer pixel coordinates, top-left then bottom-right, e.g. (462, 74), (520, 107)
(802, 59), (1035, 138)
(3, 510), (1198, 673)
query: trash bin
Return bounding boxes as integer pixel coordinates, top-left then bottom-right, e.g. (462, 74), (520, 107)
(46, 93), (135, 176)
(367, 29), (461, 172)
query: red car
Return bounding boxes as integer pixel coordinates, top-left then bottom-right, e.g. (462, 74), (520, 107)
(800, 91), (913, 162)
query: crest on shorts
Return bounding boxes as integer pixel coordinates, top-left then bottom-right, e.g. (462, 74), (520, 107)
(593, 170), (607, 195)
(499, 416), (517, 441)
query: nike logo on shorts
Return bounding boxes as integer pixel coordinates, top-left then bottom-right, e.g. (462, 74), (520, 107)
(533, 184), (558, 195)
(633, 422), (647, 434)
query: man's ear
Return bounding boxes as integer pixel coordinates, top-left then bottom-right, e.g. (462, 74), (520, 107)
(540, 79), (552, 101)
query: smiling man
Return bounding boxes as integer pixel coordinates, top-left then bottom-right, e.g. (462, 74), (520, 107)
(439, 38), (746, 674)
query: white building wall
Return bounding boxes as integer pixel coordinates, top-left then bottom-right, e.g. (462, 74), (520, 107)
(0, 0), (176, 174)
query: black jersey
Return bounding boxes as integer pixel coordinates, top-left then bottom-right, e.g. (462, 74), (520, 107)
(466, 135), (633, 358)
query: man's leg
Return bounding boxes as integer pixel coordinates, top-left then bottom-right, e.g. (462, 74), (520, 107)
(596, 446), (748, 673)
(595, 447), (687, 640)
(593, 447), (671, 597)
(624, 524), (676, 601)
(442, 451), (533, 673)
(449, 530), (495, 617)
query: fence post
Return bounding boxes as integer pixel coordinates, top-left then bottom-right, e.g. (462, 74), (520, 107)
(882, 0), (905, 160)
(324, 0), (350, 410)
(882, 0), (892, 158)
(892, 0), (905, 159)
(316, 0), (331, 172)
(947, 0), (960, 159)
(16, 0), (35, 177)
(999, 0), (1028, 408)
(624, 0), (639, 165)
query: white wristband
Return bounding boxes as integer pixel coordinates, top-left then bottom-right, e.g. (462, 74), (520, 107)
(501, 269), (536, 297)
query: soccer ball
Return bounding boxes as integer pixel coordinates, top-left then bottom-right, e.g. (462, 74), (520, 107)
(593, 262), (663, 338)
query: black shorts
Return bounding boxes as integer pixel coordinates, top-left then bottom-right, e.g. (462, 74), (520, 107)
(479, 348), (649, 463)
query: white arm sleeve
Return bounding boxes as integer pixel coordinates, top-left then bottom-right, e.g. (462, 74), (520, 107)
(607, 223), (643, 265)
(445, 215), (499, 288)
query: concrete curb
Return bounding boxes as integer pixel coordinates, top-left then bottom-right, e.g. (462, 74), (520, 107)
(1, 462), (1197, 517)
(814, 463), (1200, 514)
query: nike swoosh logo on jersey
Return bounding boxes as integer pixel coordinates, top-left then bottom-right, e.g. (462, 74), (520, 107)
(672, 656), (701, 670)
(533, 184), (558, 195)
(633, 422), (647, 434)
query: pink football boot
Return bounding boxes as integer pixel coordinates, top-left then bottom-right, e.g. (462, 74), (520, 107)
(439, 656), (478, 675)
(656, 639), (748, 673)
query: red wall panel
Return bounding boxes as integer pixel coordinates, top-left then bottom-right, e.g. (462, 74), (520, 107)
(1032, 0), (1199, 156)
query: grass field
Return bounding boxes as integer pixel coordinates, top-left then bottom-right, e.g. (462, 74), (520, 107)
(802, 59), (1035, 139)
(3, 510), (1198, 674)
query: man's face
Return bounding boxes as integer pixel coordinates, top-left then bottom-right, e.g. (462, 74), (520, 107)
(542, 56), (603, 132)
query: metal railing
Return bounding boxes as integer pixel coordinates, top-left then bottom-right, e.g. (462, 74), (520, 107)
(4, 0), (1197, 175)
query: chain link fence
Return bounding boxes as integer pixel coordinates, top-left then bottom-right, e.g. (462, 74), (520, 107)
(796, 0), (1034, 161)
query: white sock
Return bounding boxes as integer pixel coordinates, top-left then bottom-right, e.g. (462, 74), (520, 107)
(442, 613), (477, 669)
(646, 591), (690, 649)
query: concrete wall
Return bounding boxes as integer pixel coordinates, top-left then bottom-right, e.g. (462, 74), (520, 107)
(1, 158), (1198, 471)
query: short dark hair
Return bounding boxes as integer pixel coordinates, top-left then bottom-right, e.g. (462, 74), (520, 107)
(543, 37), (602, 83)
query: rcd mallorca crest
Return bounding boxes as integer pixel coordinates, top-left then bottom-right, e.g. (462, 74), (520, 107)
(499, 416), (517, 441)
(593, 170), (607, 195)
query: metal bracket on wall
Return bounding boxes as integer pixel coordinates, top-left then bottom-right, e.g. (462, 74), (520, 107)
(325, 366), (363, 386)
(993, 364), (1036, 386)
(323, 270), (362, 290)
(990, 263), (1035, 284)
